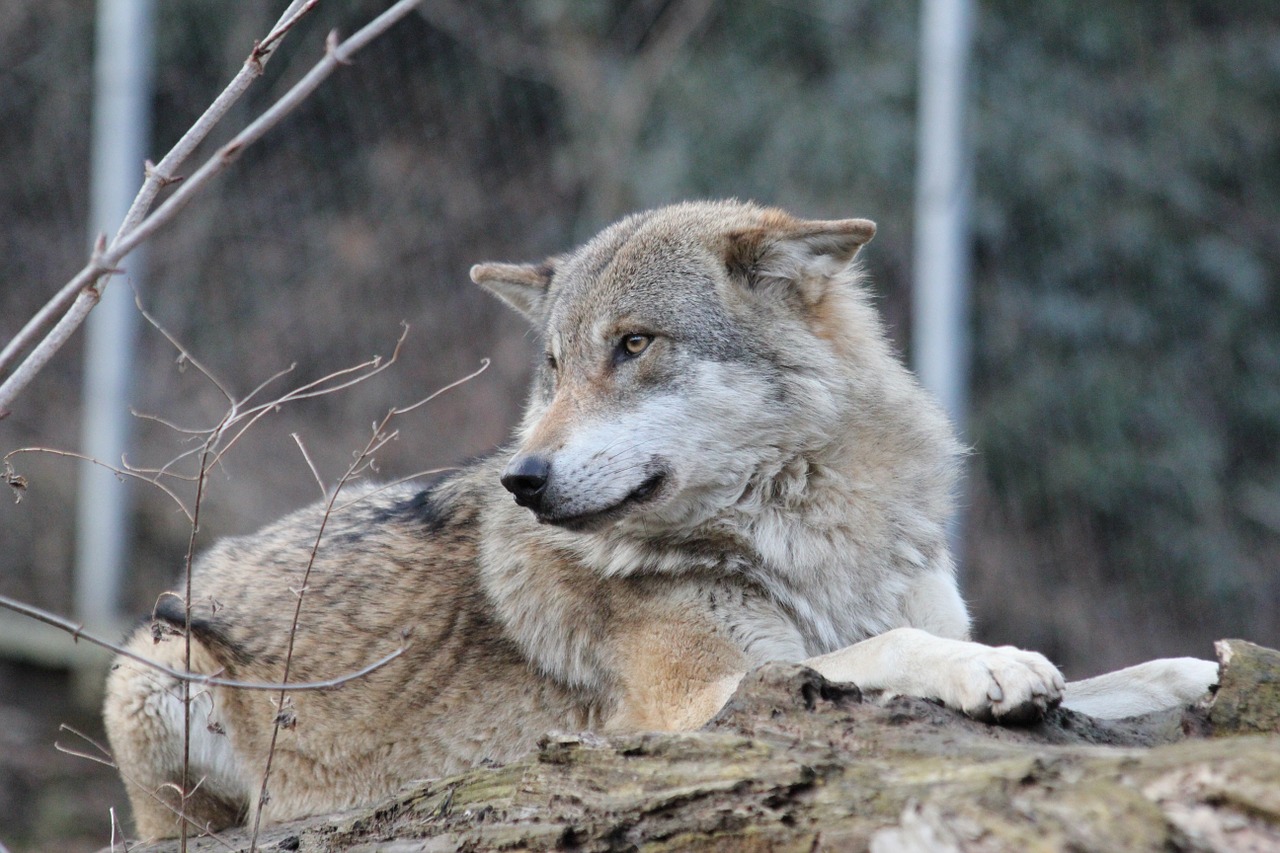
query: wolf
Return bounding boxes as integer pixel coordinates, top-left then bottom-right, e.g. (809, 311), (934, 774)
(103, 200), (1217, 837)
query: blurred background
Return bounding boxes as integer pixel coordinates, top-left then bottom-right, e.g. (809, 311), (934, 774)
(1, 0), (1277, 848)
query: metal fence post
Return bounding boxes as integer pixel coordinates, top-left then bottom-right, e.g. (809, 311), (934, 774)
(74, 0), (155, 702)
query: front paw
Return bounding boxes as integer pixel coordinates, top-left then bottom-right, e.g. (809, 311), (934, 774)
(941, 644), (1065, 724)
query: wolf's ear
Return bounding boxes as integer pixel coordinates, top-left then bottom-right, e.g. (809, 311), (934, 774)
(725, 218), (876, 287)
(469, 260), (555, 325)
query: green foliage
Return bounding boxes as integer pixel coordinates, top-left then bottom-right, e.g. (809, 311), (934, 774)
(971, 2), (1280, 619)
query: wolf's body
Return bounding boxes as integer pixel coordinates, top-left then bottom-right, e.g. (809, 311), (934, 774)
(104, 201), (1216, 837)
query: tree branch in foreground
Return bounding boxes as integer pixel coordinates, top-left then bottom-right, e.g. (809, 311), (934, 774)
(58, 725), (237, 851)
(0, 593), (407, 693)
(0, 0), (315, 394)
(0, 0), (426, 418)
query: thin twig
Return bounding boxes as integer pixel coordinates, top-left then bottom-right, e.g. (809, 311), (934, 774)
(391, 357), (490, 416)
(110, 806), (131, 853)
(292, 433), (328, 499)
(250, 451), (360, 845)
(4, 447), (195, 521)
(135, 298), (238, 405)
(0, 0), (317, 399)
(127, 307), (405, 483)
(247, 353), (483, 849)
(199, 324), (409, 474)
(55, 738), (120, 771)
(328, 467), (458, 514)
(58, 726), (236, 850)
(130, 408), (222, 437)
(179, 431), (225, 852)
(2, 320), (409, 520)
(249, 417), (397, 843)
(0, 594), (407, 692)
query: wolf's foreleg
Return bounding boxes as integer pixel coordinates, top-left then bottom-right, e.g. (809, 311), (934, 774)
(800, 627), (1066, 723)
(1061, 657), (1218, 719)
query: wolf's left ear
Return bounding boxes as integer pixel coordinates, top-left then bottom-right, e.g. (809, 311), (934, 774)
(470, 260), (555, 325)
(725, 218), (876, 288)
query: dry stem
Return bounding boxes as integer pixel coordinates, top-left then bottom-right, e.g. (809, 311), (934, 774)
(57, 726), (235, 851)
(0, 0), (426, 418)
(245, 356), (489, 850)
(0, 594), (406, 693)
(2, 326), (486, 846)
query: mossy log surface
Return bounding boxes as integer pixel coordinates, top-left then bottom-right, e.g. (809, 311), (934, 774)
(132, 640), (1280, 852)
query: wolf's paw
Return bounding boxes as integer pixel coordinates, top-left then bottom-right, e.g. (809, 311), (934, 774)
(802, 629), (1066, 725)
(940, 644), (1066, 725)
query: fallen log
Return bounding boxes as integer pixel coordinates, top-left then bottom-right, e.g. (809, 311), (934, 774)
(128, 639), (1280, 852)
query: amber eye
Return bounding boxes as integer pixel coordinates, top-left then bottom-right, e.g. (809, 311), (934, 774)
(620, 334), (653, 357)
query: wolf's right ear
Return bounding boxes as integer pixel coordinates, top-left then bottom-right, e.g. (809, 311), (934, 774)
(724, 218), (877, 289)
(469, 260), (555, 325)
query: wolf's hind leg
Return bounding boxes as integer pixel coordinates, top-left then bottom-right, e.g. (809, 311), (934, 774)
(1062, 657), (1219, 719)
(103, 627), (248, 838)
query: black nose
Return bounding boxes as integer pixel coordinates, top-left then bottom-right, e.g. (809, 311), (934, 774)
(501, 455), (550, 510)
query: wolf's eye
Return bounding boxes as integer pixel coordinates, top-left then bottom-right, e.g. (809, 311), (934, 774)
(619, 334), (653, 357)
(544, 352), (558, 371)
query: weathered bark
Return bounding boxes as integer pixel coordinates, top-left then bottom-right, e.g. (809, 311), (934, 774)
(130, 640), (1280, 852)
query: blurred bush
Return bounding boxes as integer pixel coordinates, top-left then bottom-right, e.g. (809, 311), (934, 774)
(967, 0), (1280, 670)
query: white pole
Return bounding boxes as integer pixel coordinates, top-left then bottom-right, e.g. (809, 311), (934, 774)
(913, 0), (973, 434)
(914, 0), (973, 566)
(76, 0), (154, 648)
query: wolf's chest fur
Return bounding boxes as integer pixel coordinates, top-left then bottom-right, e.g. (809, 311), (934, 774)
(482, 446), (946, 698)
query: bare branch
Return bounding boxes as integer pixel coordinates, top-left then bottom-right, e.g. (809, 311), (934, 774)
(122, 444), (215, 485)
(392, 357), (491, 416)
(4, 447), (195, 522)
(57, 726), (236, 850)
(250, 415), (398, 844)
(0, 0), (318, 402)
(130, 408), (221, 437)
(206, 328), (408, 471)
(239, 362), (301, 410)
(248, 347), (483, 849)
(292, 432), (328, 499)
(0, 594), (407, 693)
(136, 298), (237, 405)
(110, 806), (132, 853)
(329, 467), (457, 515)
(55, 725), (119, 770)
(0, 0), (426, 416)
(179, 423), (224, 848)
(255, 0), (320, 58)
(6, 320), (410, 537)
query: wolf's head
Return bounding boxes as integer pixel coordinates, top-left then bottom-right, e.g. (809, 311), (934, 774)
(471, 200), (918, 536)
